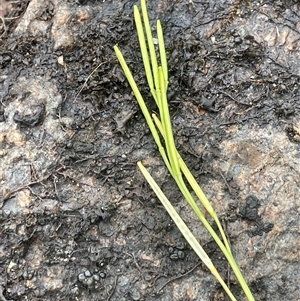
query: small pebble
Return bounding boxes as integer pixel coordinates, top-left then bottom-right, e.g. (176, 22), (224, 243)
(78, 273), (85, 281)
(178, 251), (185, 259)
(170, 253), (179, 260)
(99, 272), (106, 278)
(84, 270), (91, 277)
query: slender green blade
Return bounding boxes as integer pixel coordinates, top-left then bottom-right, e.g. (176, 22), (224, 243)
(137, 161), (237, 301)
(114, 46), (159, 149)
(138, 163), (212, 267)
(141, 0), (159, 91)
(134, 5), (157, 104)
(114, 45), (172, 174)
(158, 67), (180, 177)
(152, 113), (256, 301)
(157, 20), (168, 87)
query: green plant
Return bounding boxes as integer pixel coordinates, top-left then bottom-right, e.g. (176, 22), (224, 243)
(114, 1), (256, 300)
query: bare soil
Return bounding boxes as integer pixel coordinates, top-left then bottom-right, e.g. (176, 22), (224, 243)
(0, 1), (299, 301)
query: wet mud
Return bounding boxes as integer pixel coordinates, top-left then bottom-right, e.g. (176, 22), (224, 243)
(0, 1), (299, 300)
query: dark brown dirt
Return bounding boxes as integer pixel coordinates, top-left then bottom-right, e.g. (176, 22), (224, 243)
(0, 1), (299, 301)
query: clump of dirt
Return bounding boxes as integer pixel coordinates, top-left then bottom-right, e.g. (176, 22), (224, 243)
(0, 0), (30, 38)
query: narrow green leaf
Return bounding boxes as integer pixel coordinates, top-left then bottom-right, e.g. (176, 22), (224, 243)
(114, 45), (172, 174)
(134, 6), (157, 104)
(157, 20), (168, 87)
(141, 0), (159, 91)
(137, 161), (237, 301)
(114, 46), (159, 149)
(158, 67), (180, 177)
(152, 113), (255, 301)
